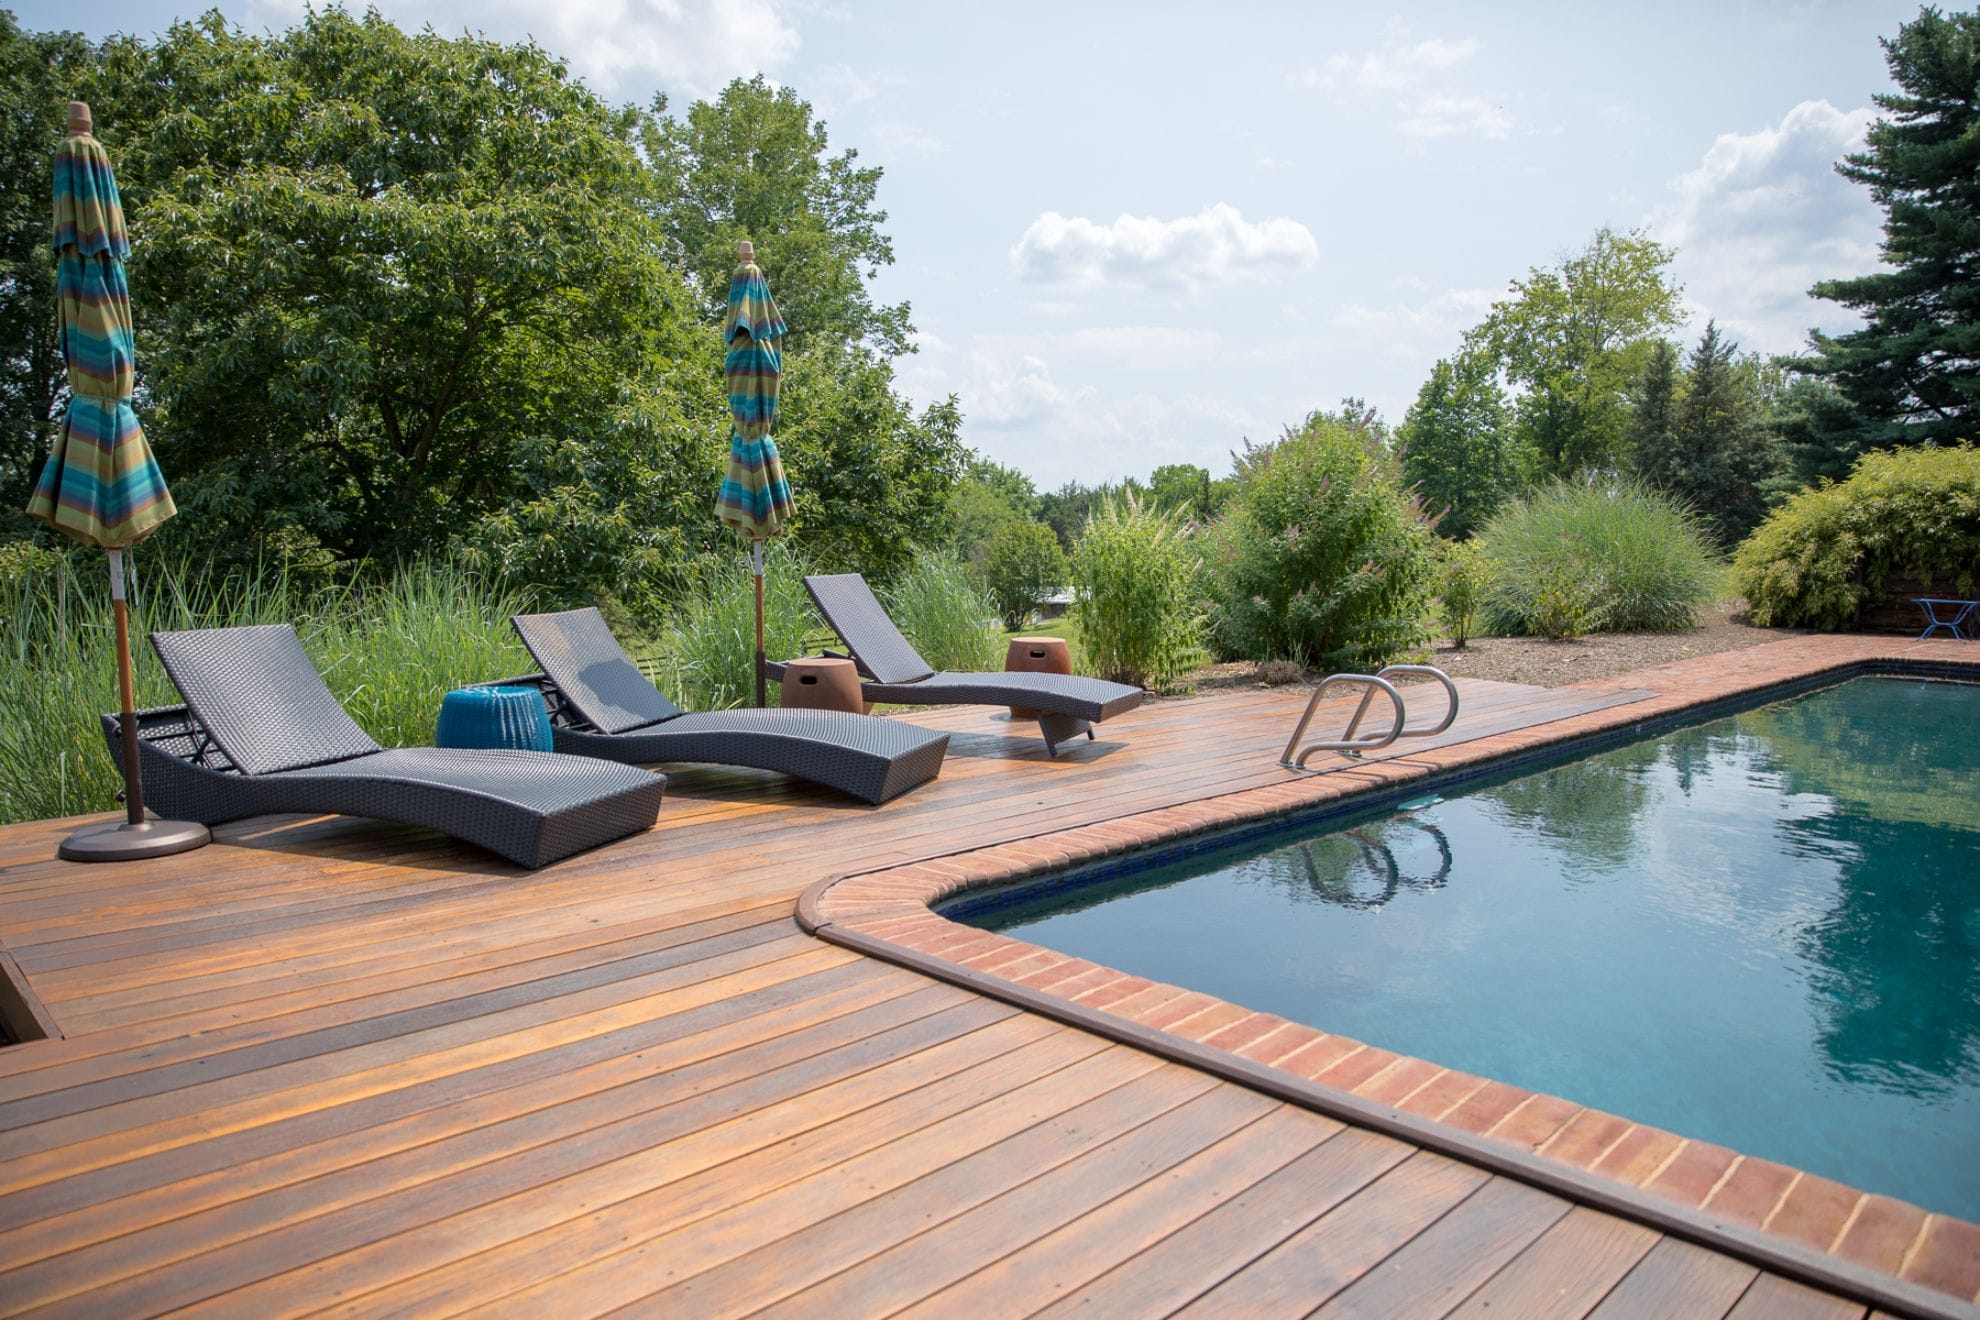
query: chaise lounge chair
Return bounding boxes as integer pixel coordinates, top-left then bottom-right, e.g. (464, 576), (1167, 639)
(103, 624), (666, 868)
(502, 607), (950, 805)
(786, 573), (1144, 756)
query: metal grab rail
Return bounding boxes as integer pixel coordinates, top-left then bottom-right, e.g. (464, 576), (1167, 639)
(1279, 664), (1460, 769)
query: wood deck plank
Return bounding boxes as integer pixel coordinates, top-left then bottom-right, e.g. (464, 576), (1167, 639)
(0, 652), (1957, 1318)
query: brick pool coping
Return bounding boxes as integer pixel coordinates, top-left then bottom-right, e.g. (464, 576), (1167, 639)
(797, 634), (1980, 1316)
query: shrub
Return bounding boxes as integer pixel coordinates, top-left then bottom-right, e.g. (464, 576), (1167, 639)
(660, 542), (820, 711)
(1479, 479), (1721, 635)
(982, 520), (1067, 629)
(0, 552), (535, 824)
(1202, 411), (1439, 669)
(1437, 540), (1489, 647)
(1734, 444), (1980, 629)
(1070, 493), (1204, 689)
(882, 548), (1003, 673)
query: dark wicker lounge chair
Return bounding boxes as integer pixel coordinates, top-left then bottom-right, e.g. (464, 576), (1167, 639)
(103, 624), (666, 868)
(504, 608), (949, 805)
(787, 573), (1144, 755)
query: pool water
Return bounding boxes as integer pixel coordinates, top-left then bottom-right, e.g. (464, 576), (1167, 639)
(965, 678), (1980, 1221)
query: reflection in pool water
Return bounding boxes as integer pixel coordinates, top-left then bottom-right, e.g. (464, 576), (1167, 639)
(966, 678), (1980, 1221)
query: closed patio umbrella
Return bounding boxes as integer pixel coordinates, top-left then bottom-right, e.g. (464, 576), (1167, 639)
(25, 101), (208, 861)
(714, 240), (795, 707)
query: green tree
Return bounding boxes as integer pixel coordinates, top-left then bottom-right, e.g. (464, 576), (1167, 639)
(1146, 462), (1226, 520)
(1398, 346), (1520, 538)
(0, 16), (97, 538)
(647, 75), (910, 357)
(772, 344), (965, 581)
(946, 456), (1039, 564)
(1766, 372), (1874, 489)
(1798, 8), (1980, 455)
(1477, 227), (1685, 480)
(983, 519), (1067, 628)
(1641, 322), (1781, 545)
(89, 9), (715, 591)
(1038, 480), (1108, 551)
(1627, 340), (1682, 476)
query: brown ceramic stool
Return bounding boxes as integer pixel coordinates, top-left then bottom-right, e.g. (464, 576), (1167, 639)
(1005, 636), (1072, 719)
(780, 656), (869, 714)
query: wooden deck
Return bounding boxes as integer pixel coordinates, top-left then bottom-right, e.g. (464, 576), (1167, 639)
(0, 659), (1968, 1317)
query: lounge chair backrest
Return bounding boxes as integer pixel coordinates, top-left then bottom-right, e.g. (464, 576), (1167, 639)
(511, 608), (683, 735)
(803, 574), (935, 685)
(149, 624), (383, 776)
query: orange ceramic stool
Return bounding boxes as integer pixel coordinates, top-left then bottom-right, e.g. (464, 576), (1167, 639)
(780, 656), (868, 714)
(1005, 636), (1072, 719)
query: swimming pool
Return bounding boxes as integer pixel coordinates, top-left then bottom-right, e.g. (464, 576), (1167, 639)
(954, 677), (1980, 1221)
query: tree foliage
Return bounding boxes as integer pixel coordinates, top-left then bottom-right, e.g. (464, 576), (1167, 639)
(81, 9), (715, 590)
(0, 15), (96, 536)
(946, 456), (1038, 565)
(1477, 227), (1684, 480)
(1798, 7), (1980, 454)
(1145, 462), (1232, 521)
(1398, 346), (1519, 538)
(1632, 322), (1782, 545)
(647, 75), (910, 357)
(0, 9), (962, 603)
(983, 518), (1067, 628)
(772, 345), (964, 581)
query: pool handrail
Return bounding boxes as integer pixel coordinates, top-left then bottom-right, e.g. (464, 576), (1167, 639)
(1280, 664), (1460, 770)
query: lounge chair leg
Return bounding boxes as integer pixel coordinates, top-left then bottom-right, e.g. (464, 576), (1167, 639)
(1037, 713), (1092, 757)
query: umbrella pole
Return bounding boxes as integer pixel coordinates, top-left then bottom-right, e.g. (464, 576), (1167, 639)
(109, 549), (144, 827)
(753, 539), (767, 708)
(55, 549), (210, 862)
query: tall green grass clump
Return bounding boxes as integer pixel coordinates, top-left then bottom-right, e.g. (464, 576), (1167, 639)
(1734, 444), (1980, 629)
(0, 551), (536, 824)
(1201, 411), (1438, 669)
(882, 549), (1003, 673)
(1071, 493), (1204, 690)
(333, 560), (540, 741)
(1479, 480), (1722, 637)
(660, 543), (821, 710)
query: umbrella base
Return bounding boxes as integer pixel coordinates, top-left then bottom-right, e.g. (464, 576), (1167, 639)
(59, 818), (211, 863)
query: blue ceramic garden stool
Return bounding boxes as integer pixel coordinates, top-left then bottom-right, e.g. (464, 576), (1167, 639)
(436, 686), (554, 752)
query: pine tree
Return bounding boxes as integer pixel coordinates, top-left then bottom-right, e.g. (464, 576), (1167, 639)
(1629, 340), (1682, 483)
(1635, 325), (1783, 544)
(1671, 324), (1781, 544)
(1798, 8), (1980, 454)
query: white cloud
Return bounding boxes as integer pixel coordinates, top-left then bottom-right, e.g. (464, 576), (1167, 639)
(1399, 95), (1512, 141)
(1651, 99), (1882, 353)
(1010, 203), (1318, 292)
(245, 0), (801, 97)
(868, 121), (948, 158)
(896, 333), (1269, 485)
(1292, 24), (1510, 141)
(1299, 33), (1479, 92)
(1327, 287), (1500, 362)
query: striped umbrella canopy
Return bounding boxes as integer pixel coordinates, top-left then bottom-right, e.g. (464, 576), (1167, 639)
(25, 103), (205, 863)
(26, 112), (175, 548)
(715, 248), (794, 539)
(715, 243), (794, 706)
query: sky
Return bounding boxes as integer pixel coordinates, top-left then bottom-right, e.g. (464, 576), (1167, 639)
(14, 0), (1913, 490)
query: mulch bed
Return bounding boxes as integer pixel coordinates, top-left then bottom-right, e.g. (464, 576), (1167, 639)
(1166, 601), (1815, 696)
